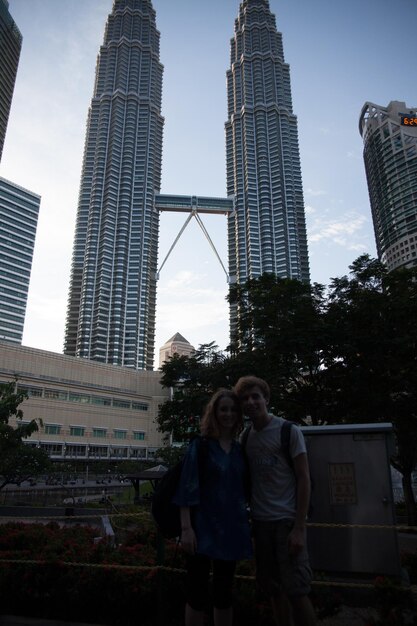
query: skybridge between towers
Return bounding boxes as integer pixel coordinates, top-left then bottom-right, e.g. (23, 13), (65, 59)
(154, 193), (234, 282)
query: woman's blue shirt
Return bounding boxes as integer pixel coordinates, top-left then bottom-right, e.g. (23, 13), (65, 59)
(173, 437), (252, 561)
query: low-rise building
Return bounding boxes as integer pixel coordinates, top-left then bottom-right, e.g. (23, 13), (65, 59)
(0, 342), (170, 461)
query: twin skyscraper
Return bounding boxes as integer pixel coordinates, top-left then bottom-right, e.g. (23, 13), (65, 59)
(64, 0), (310, 370)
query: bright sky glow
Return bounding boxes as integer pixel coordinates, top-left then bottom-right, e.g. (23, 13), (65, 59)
(1, 0), (415, 366)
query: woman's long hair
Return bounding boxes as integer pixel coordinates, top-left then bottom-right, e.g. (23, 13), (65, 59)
(200, 388), (243, 439)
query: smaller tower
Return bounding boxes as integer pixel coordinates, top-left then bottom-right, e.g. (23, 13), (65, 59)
(359, 101), (417, 271)
(159, 333), (195, 368)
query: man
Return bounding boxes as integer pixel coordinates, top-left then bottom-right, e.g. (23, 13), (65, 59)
(234, 375), (316, 626)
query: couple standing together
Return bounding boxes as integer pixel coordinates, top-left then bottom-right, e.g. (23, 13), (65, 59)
(173, 375), (316, 626)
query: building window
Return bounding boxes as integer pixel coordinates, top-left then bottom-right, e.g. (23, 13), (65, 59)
(65, 445), (87, 457)
(133, 431), (145, 441)
(113, 399), (130, 409)
(89, 445), (108, 458)
(91, 396), (112, 406)
(114, 430), (127, 440)
(40, 443), (63, 456)
(70, 426), (85, 437)
(92, 428), (107, 438)
(111, 447), (128, 458)
(45, 424), (61, 435)
(130, 448), (146, 458)
(18, 385), (42, 398)
(44, 389), (68, 400)
(132, 402), (148, 411)
(69, 392), (90, 404)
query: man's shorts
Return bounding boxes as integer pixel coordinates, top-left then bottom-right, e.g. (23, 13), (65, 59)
(252, 519), (312, 598)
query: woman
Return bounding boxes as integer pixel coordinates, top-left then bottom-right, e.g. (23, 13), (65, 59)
(173, 388), (252, 626)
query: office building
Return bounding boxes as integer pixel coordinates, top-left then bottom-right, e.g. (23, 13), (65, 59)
(0, 177), (40, 344)
(64, 0), (164, 370)
(226, 0), (310, 304)
(0, 342), (169, 460)
(0, 0), (22, 162)
(359, 100), (417, 271)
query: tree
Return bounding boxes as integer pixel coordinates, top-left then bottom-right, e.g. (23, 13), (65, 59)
(157, 343), (231, 442)
(157, 258), (417, 524)
(0, 381), (50, 490)
(325, 255), (417, 524)
(227, 274), (329, 423)
(154, 445), (186, 468)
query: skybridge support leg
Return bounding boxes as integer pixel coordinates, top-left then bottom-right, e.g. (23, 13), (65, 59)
(157, 210), (229, 282)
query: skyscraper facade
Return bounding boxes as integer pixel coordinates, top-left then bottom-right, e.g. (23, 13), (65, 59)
(359, 101), (417, 272)
(64, 0), (164, 370)
(226, 0), (309, 294)
(0, 0), (22, 162)
(0, 177), (40, 344)
(66, 0), (309, 370)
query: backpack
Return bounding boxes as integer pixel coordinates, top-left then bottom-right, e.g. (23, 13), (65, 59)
(151, 437), (209, 539)
(241, 419), (314, 517)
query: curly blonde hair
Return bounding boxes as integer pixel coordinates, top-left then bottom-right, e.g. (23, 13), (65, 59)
(200, 388), (243, 439)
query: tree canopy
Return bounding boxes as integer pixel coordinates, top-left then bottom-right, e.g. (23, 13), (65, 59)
(0, 381), (50, 490)
(157, 254), (417, 522)
(228, 273), (328, 422)
(156, 343), (230, 442)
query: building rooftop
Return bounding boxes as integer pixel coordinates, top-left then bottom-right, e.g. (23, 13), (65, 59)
(166, 332), (191, 344)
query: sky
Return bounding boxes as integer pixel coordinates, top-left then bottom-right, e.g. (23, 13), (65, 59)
(1, 0), (416, 367)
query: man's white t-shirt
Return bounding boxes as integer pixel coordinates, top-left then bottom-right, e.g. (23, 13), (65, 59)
(245, 414), (306, 521)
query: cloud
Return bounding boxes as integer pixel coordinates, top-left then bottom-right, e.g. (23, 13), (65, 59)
(305, 188), (327, 198)
(159, 271), (228, 311)
(163, 270), (203, 290)
(307, 211), (369, 252)
(158, 298), (228, 330)
(156, 269), (229, 348)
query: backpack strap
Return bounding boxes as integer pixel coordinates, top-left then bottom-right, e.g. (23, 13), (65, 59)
(241, 421), (294, 471)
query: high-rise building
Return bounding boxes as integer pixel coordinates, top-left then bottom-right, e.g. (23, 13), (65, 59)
(66, 0), (309, 370)
(226, 0), (310, 302)
(0, 0), (22, 162)
(64, 0), (164, 370)
(359, 100), (417, 272)
(0, 177), (40, 344)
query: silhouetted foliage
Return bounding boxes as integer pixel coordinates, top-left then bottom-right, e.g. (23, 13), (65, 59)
(325, 255), (417, 524)
(157, 255), (417, 523)
(0, 380), (50, 490)
(228, 273), (328, 423)
(157, 343), (231, 442)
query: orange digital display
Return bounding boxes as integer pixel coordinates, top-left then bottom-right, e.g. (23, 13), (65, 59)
(401, 116), (417, 126)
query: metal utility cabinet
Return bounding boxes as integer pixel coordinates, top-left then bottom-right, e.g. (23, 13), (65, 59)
(302, 423), (401, 577)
